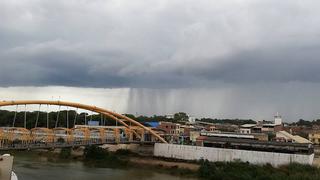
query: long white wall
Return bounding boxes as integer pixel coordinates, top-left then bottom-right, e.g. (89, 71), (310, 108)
(154, 143), (314, 167)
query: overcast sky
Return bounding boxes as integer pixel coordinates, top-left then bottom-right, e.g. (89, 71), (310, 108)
(1, 0), (320, 121)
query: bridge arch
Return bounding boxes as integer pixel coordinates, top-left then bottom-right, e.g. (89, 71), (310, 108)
(0, 100), (167, 143)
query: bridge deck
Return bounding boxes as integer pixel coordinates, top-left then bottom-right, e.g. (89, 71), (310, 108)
(0, 141), (156, 150)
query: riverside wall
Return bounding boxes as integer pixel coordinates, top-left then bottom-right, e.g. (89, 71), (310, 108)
(154, 143), (314, 167)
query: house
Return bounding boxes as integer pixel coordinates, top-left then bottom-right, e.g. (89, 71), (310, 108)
(239, 124), (256, 134)
(309, 132), (320, 145)
(261, 124), (283, 133)
(158, 122), (181, 135)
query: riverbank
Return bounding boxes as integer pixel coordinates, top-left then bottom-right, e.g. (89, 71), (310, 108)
(130, 157), (199, 171)
(11, 151), (196, 180)
(6, 146), (320, 180)
(34, 147), (200, 171)
(30, 147), (199, 178)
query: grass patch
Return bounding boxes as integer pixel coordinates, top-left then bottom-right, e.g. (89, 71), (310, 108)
(198, 160), (320, 180)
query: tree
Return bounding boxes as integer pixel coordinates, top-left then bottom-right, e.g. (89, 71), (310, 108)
(174, 112), (189, 122)
(295, 119), (312, 127)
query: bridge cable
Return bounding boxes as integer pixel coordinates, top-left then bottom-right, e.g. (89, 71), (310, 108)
(12, 105), (18, 127)
(66, 106), (69, 129)
(114, 110), (118, 127)
(55, 105), (61, 128)
(35, 104), (41, 128)
(84, 112), (87, 125)
(73, 108), (78, 128)
(46, 104), (49, 128)
(116, 117), (118, 126)
(100, 114), (103, 126)
(24, 104), (27, 129)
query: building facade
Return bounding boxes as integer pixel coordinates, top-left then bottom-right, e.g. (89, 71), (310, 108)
(309, 132), (320, 145)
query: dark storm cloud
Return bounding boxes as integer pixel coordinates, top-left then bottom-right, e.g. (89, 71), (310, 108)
(193, 46), (320, 84)
(0, 40), (132, 87)
(1, 0), (320, 88)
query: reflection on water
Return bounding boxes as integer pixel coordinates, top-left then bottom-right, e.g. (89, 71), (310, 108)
(12, 152), (197, 180)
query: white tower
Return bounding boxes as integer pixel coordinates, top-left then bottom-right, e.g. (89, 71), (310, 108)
(274, 112), (282, 125)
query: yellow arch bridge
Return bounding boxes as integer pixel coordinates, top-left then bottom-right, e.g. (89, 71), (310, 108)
(0, 100), (167, 150)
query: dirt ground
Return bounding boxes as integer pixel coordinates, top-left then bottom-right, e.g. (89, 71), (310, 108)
(313, 156), (320, 167)
(129, 157), (200, 171)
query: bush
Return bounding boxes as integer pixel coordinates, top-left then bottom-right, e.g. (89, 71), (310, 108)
(84, 145), (108, 160)
(198, 160), (320, 180)
(59, 147), (71, 159)
(83, 145), (128, 168)
(114, 149), (136, 156)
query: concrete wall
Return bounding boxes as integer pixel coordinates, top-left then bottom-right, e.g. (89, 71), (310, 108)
(0, 155), (13, 180)
(154, 143), (314, 167)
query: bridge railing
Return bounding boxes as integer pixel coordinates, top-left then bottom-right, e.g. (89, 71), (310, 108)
(0, 126), (160, 150)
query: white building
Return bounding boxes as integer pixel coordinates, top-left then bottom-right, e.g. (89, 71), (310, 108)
(188, 116), (196, 124)
(274, 113), (282, 125)
(165, 114), (174, 119)
(239, 124), (256, 134)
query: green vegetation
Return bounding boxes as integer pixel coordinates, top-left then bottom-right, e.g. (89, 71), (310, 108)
(173, 112), (189, 122)
(83, 145), (128, 168)
(267, 132), (276, 141)
(199, 118), (257, 125)
(59, 147), (71, 159)
(125, 112), (189, 123)
(291, 119), (320, 128)
(293, 119), (314, 127)
(198, 160), (320, 180)
(114, 149), (137, 156)
(126, 113), (257, 125)
(145, 164), (196, 177)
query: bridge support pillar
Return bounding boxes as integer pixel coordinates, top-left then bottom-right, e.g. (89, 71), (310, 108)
(114, 129), (120, 143)
(129, 131), (133, 142)
(140, 129), (145, 142)
(99, 129), (105, 144)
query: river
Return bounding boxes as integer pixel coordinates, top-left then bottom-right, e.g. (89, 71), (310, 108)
(12, 151), (197, 180)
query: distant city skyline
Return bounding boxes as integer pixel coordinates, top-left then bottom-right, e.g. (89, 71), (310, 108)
(1, 1), (320, 121)
(0, 86), (319, 122)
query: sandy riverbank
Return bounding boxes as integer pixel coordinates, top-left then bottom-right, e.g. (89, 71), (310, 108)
(129, 157), (200, 171)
